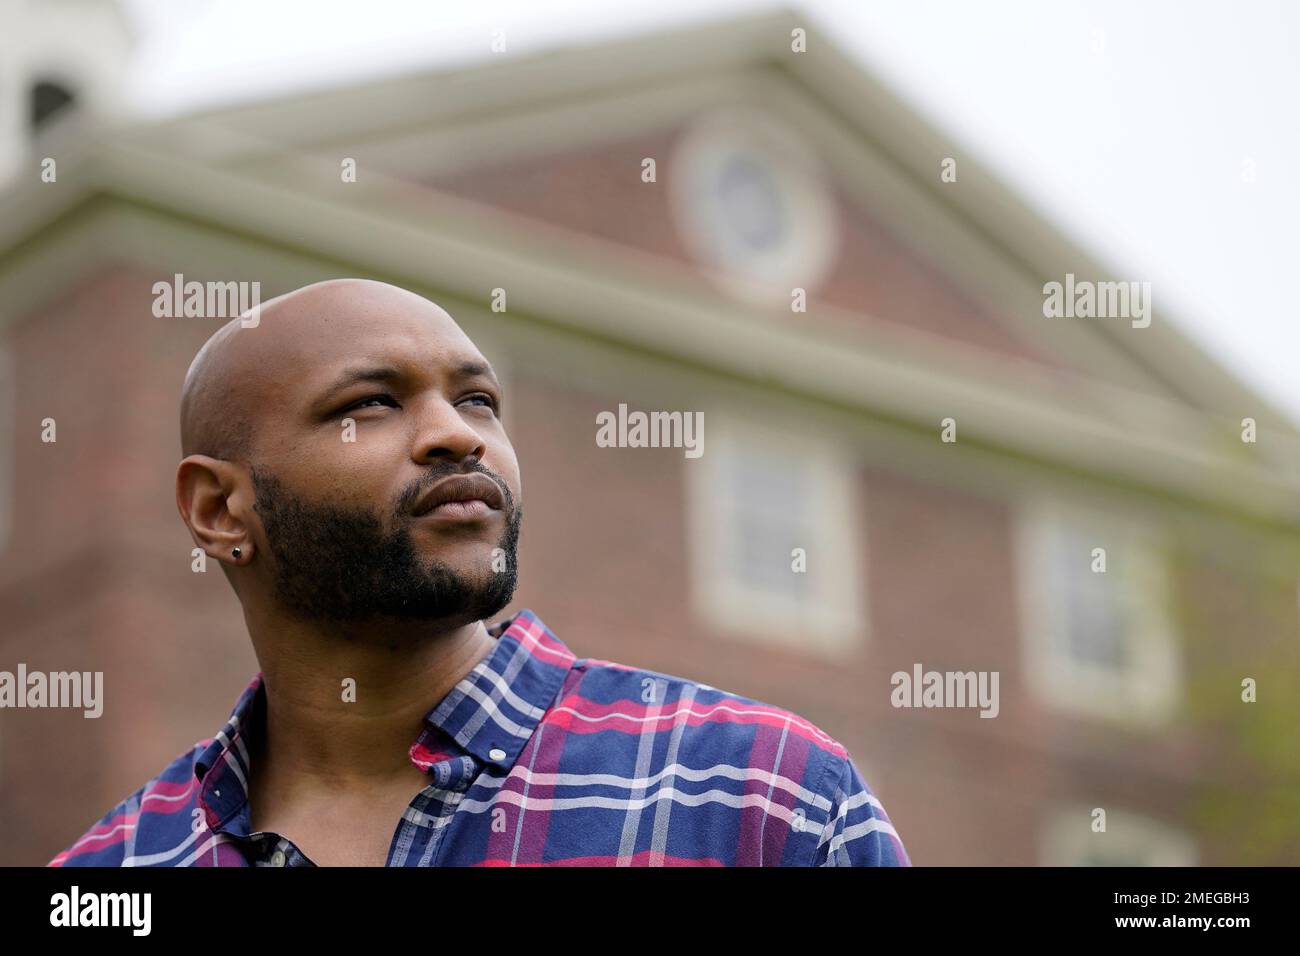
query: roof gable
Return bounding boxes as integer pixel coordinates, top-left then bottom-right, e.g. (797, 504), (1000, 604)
(137, 8), (1280, 424)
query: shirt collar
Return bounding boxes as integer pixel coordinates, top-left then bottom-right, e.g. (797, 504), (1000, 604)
(417, 607), (575, 770)
(194, 608), (575, 830)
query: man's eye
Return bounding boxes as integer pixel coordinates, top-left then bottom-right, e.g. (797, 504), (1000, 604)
(462, 393), (499, 412)
(342, 394), (398, 413)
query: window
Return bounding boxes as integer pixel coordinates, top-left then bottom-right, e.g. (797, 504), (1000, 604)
(1017, 500), (1181, 725)
(669, 108), (839, 307)
(685, 414), (864, 657)
(1041, 805), (1196, 866)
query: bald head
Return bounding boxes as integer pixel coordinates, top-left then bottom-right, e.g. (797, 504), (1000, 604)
(179, 278), (482, 464)
(179, 311), (253, 462)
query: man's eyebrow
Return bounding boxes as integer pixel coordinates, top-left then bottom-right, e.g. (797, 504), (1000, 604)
(319, 365), (403, 399)
(451, 360), (500, 387)
(319, 360), (500, 400)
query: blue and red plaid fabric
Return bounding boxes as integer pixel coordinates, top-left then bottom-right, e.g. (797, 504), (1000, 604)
(50, 608), (910, 867)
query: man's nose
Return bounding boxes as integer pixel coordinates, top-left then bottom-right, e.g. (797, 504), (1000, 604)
(412, 399), (487, 463)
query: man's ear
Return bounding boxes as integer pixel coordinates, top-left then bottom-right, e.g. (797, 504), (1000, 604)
(176, 455), (255, 565)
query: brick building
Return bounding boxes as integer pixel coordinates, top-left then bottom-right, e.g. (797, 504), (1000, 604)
(2, 5), (1300, 865)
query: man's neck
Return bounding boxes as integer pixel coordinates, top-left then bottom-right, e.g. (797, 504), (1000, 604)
(244, 613), (499, 792)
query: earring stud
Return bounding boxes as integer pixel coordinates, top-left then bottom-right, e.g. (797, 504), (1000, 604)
(232, 547), (242, 559)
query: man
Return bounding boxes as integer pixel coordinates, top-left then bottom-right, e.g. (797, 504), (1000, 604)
(50, 278), (910, 867)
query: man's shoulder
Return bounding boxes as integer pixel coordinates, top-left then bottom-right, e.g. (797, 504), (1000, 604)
(560, 659), (912, 865)
(48, 740), (210, 867)
(554, 655), (901, 863)
(564, 655), (851, 775)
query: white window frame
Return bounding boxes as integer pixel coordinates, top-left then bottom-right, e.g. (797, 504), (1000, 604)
(1016, 498), (1181, 726)
(684, 411), (865, 657)
(1041, 805), (1197, 866)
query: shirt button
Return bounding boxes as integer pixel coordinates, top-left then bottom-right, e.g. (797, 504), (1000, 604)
(270, 850), (286, 867)
(489, 748), (506, 761)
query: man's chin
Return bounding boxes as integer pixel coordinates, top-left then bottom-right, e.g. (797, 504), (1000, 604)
(405, 569), (517, 621)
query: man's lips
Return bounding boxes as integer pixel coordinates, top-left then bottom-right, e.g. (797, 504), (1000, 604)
(411, 473), (506, 521)
(422, 499), (494, 521)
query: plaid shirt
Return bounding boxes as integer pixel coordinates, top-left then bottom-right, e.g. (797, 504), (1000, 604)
(49, 608), (910, 867)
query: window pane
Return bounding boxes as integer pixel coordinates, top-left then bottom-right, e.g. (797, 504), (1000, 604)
(716, 154), (788, 252)
(1057, 527), (1129, 671)
(734, 520), (809, 595)
(727, 446), (809, 596)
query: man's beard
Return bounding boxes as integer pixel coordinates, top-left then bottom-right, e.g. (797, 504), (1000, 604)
(249, 464), (521, 626)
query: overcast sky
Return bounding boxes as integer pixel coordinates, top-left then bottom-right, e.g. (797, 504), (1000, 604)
(118, 0), (1300, 424)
